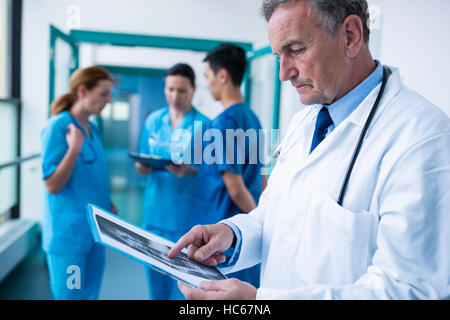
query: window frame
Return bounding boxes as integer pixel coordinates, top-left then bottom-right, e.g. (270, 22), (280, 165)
(0, 0), (30, 224)
(0, 98), (21, 220)
(11, 0), (22, 99)
(0, 0), (11, 98)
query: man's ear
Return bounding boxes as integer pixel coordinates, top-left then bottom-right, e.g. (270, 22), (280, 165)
(217, 68), (229, 85)
(342, 14), (365, 58)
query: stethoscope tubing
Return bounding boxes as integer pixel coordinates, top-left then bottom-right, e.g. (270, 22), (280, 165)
(337, 66), (391, 206)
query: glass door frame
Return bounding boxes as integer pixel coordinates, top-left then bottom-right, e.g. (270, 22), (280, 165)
(49, 28), (253, 116)
(246, 45), (281, 130)
(48, 25), (79, 113)
(49, 29), (282, 130)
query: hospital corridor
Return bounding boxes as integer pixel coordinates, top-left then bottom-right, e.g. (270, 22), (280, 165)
(0, 0), (449, 304)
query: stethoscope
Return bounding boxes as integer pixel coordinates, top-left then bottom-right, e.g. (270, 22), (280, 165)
(337, 66), (391, 205)
(273, 66), (391, 206)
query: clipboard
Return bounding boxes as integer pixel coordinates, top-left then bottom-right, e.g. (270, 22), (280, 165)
(129, 152), (180, 171)
(86, 204), (227, 288)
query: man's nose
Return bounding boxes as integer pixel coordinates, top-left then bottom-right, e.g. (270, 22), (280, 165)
(278, 56), (298, 82)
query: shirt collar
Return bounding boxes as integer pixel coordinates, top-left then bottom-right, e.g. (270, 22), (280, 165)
(327, 60), (384, 128)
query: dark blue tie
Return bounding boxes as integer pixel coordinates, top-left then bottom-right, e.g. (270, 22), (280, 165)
(310, 107), (333, 153)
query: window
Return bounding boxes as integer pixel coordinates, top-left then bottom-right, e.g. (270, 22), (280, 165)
(0, 100), (19, 223)
(0, 0), (11, 99)
(0, 0), (25, 226)
(112, 101), (130, 121)
(101, 101), (130, 121)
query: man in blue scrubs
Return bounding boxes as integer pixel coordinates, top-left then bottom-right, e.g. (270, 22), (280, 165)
(135, 64), (210, 299)
(197, 44), (266, 287)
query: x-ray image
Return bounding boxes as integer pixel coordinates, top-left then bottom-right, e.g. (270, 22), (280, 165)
(88, 204), (227, 287)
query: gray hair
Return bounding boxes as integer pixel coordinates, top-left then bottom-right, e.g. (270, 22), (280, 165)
(261, 0), (370, 44)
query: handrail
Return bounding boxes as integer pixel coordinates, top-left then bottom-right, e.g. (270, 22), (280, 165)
(0, 98), (20, 104)
(0, 154), (41, 171)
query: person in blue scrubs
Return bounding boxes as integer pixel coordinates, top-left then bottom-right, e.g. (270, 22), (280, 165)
(135, 63), (210, 300)
(41, 66), (117, 300)
(196, 44), (266, 287)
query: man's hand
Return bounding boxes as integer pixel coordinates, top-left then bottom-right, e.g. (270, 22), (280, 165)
(168, 224), (235, 267)
(110, 202), (119, 215)
(135, 161), (152, 176)
(165, 163), (197, 178)
(178, 279), (257, 300)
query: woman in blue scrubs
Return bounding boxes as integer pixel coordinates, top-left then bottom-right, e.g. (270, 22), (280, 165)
(41, 66), (116, 300)
(135, 64), (210, 300)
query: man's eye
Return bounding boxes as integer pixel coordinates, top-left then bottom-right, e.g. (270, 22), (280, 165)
(292, 48), (305, 55)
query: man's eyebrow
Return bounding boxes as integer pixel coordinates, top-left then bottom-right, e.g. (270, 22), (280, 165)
(272, 40), (306, 56)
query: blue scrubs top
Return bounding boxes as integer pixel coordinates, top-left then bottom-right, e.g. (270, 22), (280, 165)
(196, 102), (263, 221)
(41, 111), (111, 254)
(139, 107), (211, 237)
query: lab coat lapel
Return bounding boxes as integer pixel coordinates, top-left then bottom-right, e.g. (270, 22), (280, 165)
(293, 109), (360, 176)
(275, 106), (318, 176)
(347, 66), (402, 128)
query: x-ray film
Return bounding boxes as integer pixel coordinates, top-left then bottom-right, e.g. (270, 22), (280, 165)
(87, 204), (227, 288)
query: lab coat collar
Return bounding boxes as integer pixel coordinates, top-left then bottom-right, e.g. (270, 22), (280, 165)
(346, 65), (402, 128)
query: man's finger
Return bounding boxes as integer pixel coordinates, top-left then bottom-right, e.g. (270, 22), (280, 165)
(187, 244), (200, 260)
(178, 281), (210, 300)
(168, 231), (198, 258)
(201, 254), (226, 266)
(199, 280), (230, 292)
(194, 237), (222, 262)
(165, 164), (178, 175)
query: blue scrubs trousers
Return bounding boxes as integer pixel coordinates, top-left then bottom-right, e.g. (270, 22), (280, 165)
(45, 244), (105, 300)
(144, 227), (185, 300)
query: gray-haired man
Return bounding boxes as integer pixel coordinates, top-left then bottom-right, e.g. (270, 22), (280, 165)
(169, 0), (450, 300)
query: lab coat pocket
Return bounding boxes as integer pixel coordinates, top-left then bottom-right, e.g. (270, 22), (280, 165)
(296, 192), (377, 285)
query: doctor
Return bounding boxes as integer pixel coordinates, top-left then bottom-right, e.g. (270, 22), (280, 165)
(168, 0), (450, 299)
(41, 66), (116, 299)
(136, 63), (210, 300)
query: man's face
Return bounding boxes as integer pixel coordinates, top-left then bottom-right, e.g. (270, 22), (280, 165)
(268, 1), (348, 105)
(164, 75), (195, 111)
(204, 61), (222, 101)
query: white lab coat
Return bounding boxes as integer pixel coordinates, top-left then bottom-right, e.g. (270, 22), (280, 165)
(222, 66), (450, 299)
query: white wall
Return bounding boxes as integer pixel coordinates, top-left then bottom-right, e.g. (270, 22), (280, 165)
(369, 0), (450, 115)
(278, 0), (450, 142)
